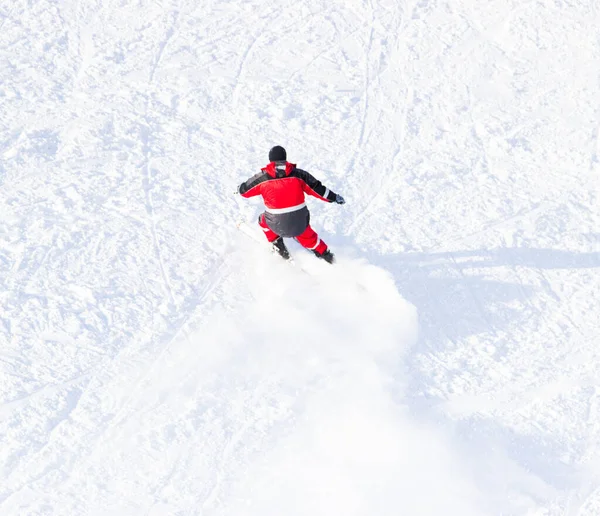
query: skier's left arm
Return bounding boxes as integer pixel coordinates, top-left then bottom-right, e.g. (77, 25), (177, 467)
(295, 169), (345, 204)
(237, 171), (266, 198)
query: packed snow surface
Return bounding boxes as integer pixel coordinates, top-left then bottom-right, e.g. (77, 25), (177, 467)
(1, 0), (600, 514)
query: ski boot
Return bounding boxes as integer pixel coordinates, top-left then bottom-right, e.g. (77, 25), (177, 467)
(312, 248), (335, 264)
(272, 237), (290, 260)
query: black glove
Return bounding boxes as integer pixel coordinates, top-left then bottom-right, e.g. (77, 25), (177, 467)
(335, 194), (345, 205)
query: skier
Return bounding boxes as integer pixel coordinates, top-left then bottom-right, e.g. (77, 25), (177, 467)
(236, 146), (345, 263)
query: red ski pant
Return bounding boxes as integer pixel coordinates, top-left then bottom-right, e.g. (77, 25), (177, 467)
(258, 214), (328, 254)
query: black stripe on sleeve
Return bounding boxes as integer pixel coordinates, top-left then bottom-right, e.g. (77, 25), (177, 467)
(293, 168), (337, 202)
(239, 171), (269, 196)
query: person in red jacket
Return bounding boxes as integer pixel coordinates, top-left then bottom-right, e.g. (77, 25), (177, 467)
(237, 146), (345, 263)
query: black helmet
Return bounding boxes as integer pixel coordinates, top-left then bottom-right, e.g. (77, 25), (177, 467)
(269, 145), (287, 162)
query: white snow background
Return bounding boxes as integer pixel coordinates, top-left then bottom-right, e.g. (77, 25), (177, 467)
(1, 0), (599, 514)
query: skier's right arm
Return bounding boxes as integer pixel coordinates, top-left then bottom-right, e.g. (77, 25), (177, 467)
(237, 171), (266, 198)
(295, 168), (340, 203)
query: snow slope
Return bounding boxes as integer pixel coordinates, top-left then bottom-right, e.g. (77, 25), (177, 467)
(1, 0), (599, 514)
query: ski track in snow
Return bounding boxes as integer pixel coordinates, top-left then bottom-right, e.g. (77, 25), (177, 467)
(1, 0), (600, 514)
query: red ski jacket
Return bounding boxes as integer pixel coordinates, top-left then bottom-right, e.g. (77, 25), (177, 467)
(238, 161), (338, 212)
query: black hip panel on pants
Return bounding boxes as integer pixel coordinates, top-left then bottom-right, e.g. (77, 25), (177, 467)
(264, 207), (310, 238)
